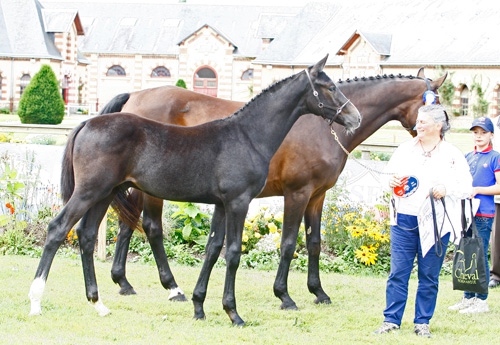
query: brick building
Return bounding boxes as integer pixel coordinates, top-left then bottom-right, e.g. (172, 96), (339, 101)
(1, 0), (499, 125)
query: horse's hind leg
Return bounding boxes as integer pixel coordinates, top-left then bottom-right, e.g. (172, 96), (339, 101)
(77, 196), (115, 316)
(192, 204), (226, 321)
(142, 196), (187, 301)
(111, 189), (143, 295)
(29, 200), (90, 316)
(304, 194), (331, 304)
(273, 192), (309, 310)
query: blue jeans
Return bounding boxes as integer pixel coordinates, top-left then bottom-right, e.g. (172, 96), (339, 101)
(383, 213), (449, 326)
(464, 216), (492, 300)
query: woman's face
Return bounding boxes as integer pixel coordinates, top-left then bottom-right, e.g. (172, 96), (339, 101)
(415, 112), (441, 140)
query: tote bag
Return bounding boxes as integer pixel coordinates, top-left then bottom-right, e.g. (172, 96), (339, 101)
(452, 199), (488, 295)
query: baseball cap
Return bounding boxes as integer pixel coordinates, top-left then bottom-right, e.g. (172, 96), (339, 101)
(470, 117), (494, 132)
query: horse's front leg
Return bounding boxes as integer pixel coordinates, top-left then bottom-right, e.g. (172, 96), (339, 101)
(142, 196), (186, 301)
(304, 195), (331, 305)
(29, 200), (90, 316)
(192, 204), (226, 320)
(77, 197), (115, 316)
(273, 193), (309, 310)
(221, 202), (248, 326)
(111, 189), (143, 295)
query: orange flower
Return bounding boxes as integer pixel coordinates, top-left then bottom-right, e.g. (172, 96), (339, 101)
(5, 203), (14, 214)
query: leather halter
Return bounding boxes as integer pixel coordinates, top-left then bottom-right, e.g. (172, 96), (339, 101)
(305, 68), (351, 125)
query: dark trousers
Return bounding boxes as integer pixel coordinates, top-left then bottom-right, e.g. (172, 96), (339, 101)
(491, 204), (500, 281)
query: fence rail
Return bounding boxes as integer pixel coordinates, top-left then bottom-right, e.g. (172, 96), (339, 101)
(0, 123), (73, 136)
(0, 123), (400, 155)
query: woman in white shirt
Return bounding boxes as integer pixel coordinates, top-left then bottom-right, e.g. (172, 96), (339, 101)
(374, 104), (472, 337)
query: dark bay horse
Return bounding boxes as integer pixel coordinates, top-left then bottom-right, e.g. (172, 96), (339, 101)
(28, 56), (361, 326)
(102, 68), (447, 311)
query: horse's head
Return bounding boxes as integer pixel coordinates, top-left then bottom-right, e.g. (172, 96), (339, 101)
(306, 55), (361, 133)
(403, 68), (448, 137)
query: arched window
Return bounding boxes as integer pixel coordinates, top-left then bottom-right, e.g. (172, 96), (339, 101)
(106, 65), (126, 76)
(151, 66), (171, 78)
(241, 69), (254, 80)
(20, 74), (31, 96)
(193, 67), (217, 97)
(460, 86), (469, 116)
(196, 68), (216, 79)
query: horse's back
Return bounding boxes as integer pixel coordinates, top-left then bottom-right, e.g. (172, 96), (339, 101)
(123, 86), (243, 125)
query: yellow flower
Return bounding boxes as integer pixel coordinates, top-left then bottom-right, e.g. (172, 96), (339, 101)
(352, 229), (363, 238)
(254, 232), (261, 239)
(274, 211), (284, 223)
(355, 248), (378, 265)
(242, 234), (249, 243)
(268, 222), (278, 233)
(378, 233), (390, 243)
(241, 244), (246, 252)
(361, 244), (378, 253)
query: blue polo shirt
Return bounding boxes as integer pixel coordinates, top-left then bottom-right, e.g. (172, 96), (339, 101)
(465, 145), (500, 217)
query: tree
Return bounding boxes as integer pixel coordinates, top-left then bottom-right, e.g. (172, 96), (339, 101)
(175, 79), (187, 89)
(18, 65), (65, 124)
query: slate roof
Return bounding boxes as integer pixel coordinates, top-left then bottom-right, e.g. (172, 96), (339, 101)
(3, 0), (500, 66)
(0, 0), (81, 59)
(40, 2), (300, 57)
(256, 0), (500, 66)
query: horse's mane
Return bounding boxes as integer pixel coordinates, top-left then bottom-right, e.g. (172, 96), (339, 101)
(337, 73), (421, 84)
(228, 73), (298, 118)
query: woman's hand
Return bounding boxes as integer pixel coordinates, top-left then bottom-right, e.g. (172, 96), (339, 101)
(431, 184), (446, 199)
(389, 175), (403, 188)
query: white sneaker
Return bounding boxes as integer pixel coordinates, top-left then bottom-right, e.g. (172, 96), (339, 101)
(459, 299), (489, 314)
(448, 297), (475, 311)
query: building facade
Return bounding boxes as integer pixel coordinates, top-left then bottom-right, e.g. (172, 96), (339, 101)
(1, 0), (499, 126)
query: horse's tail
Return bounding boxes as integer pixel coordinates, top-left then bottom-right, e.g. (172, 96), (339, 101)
(111, 187), (144, 232)
(61, 121), (87, 204)
(98, 93), (130, 115)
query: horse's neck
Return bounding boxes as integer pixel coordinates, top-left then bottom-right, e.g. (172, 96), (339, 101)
(228, 76), (307, 160)
(338, 80), (409, 151)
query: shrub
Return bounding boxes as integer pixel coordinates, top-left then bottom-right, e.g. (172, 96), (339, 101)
(18, 65), (65, 124)
(0, 107), (10, 114)
(175, 79), (187, 89)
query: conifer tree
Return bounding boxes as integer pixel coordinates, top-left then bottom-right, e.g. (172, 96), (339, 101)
(18, 65), (65, 124)
(175, 79), (187, 89)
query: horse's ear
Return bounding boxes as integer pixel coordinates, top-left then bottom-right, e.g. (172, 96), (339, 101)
(310, 54), (329, 77)
(417, 67), (425, 78)
(433, 72), (448, 89)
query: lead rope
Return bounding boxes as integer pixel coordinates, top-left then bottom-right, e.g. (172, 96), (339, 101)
(330, 127), (394, 176)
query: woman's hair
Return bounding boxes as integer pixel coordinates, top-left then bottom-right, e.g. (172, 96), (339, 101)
(418, 104), (450, 138)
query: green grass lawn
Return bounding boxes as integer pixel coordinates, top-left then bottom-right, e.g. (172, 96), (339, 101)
(0, 254), (497, 344)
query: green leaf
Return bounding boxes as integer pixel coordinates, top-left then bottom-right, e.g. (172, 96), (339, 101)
(182, 224), (193, 240)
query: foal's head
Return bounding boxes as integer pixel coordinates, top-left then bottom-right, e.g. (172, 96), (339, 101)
(305, 55), (361, 133)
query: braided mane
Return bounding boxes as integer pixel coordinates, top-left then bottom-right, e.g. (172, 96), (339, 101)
(337, 73), (420, 84)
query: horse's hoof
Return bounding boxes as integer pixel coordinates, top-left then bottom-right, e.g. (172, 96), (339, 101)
(119, 287), (137, 295)
(280, 301), (299, 310)
(231, 317), (245, 327)
(92, 300), (111, 316)
(193, 313), (206, 321)
(169, 294), (188, 302)
(314, 296), (332, 305)
(168, 287), (187, 302)
(232, 320), (245, 327)
(28, 309), (42, 316)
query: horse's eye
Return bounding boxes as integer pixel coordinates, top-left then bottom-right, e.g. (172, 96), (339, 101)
(329, 86), (336, 92)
